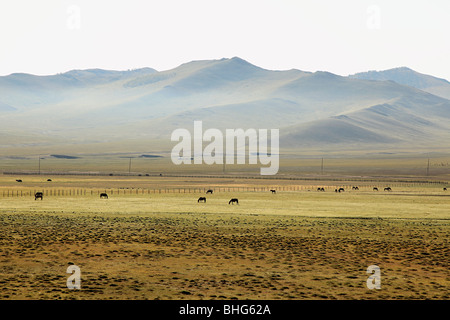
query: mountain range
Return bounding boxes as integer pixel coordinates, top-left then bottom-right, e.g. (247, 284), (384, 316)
(1, 57), (450, 156)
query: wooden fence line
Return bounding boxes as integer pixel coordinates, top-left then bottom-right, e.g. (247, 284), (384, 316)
(2, 171), (448, 185)
(0, 182), (447, 198)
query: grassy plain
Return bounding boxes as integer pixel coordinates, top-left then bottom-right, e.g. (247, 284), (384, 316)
(0, 174), (448, 300)
(2, 151), (450, 179)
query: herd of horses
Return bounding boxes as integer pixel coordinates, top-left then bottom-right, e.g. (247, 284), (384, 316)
(16, 177), (449, 202)
(27, 184), (449, 201)
(329, 186), (392, 192)
(198, 190), (239, 204)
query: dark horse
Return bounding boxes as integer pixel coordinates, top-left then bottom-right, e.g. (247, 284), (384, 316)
(338, 188), (345, 193)
(229, 198), (239, 205)
(384, 187), (392, 191)
(198, 197), (206, 203)
(100, 193), (108, 199)
(35, 192), (43, 200)
(444, 188), (447, 191)
(270, 189), (276, 194)
(206, 189), (213, 194)
(373, 187), (379, 191)
(317, 187), (325, 192)
(352, 186), (359, 190)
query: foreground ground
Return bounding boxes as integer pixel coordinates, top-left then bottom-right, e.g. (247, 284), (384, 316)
(0, 176), (448, 300)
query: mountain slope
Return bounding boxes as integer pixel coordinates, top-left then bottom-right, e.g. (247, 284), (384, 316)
(349, 67), (450, 100)
(281, 97), (450, 150)
(1, 58), (450, 155)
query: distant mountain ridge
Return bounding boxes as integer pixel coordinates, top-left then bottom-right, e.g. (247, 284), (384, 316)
(0, 57), (449, 155)
(349, 67), (450, 100)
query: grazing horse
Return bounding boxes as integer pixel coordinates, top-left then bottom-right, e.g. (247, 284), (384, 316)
(34, 192), (43, 200)
(352, 186), (359, 190)
(317, 187), (325, 192)
(384, 187), (392, 191)
(229, 198), (239, 205)
(100, 193), (108, 199)
(444, 187), (447, 191)
(47, 179), (52, 182)
(16, 179), (22, 183)
(206, 189), (213, 194)
(270, 189), (276, 194)
(338, 188), (345, 193)
(373, 187), (378, 191)
(198, 197), (206, 203)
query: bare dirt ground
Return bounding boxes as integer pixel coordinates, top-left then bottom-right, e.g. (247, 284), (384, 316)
(0, 177), (448, 300)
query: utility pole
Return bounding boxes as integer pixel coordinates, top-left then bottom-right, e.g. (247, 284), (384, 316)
(129, 157), (132, 174)
(222, 145), (226, 174)
(321, 157), (324, 175)
(38, 156), (41, 175)
(426, 158), (430, 176)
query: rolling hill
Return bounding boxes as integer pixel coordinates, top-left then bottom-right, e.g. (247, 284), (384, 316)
(349, 67), (450, 100)
(1, 57), (449, 156)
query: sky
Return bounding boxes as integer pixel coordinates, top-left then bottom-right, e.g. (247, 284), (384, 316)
(0, 0), (449, 80)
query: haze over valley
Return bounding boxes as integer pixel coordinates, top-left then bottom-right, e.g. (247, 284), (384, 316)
(1, 57), (450, 158)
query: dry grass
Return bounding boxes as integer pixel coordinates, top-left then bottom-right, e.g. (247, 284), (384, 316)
(2, 152), (450, 179)
(0, 176), (448, 300)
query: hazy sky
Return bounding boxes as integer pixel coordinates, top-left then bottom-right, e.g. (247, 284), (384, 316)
(1, 0), (449, 79)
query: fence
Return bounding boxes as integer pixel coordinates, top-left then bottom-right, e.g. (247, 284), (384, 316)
(0, 181), (448, 198)
(1, 186), (301, 198)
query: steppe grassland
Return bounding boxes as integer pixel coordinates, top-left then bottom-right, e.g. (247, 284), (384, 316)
(3, 152), (450, 178)
(0, 174), (448, 300)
